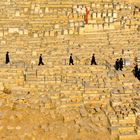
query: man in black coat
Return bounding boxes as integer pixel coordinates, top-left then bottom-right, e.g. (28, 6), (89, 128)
(69, 53), (74, 65)
(38, 54), (44, 65)
(91, 54), (97, 65)
(115, 59), (119, 70)
(138, 69), (140, 80)
(5, 52), (10, 64)
(134, 64), (139, 77)
(119, 58), (123, 71)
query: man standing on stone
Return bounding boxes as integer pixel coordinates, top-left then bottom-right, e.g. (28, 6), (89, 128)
(38, 54), (44, 65)
(138, 69), (140, 80)
(91, 54), (97, 65)
(119, 58), (123, 71)
(69, 53), (74, 65)
(134, 64), (139, 77)
(5, 51), (10, 64)
(115, 59), (119, 70)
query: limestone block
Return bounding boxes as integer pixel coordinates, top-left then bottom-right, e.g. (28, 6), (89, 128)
(124, 59), (130, 66)
(88, 20), (94, 24)
(16, 49), (23, 55)
(34, 7), (40, 14)
(0, 82), (4, 91)
(96, 4), (100, 8)
(31, 3), (35, 9)
(30, 10), (34, 14)
(32, 51), (37, 56)
(109, 17), (114, 22)
(93, 24), (98, 29)
(109, 4), (113, 8)
(24, 8), (28, 13)
(119, 126), (135, 133)
(92, 13), (97, 18)
(91, 3), (96, 8)
(128, 5), (132, 10)
(73, 5), (77, 9)
(15, 10), (20, 17)
(125, 25), (130, 29)
(105, 17), (109, 22)
(45, 7), (49, 13)
(97, 13), (101, 18)
(4, 29), (8, 35)
(120, 4), (124, 9)
(116, 5), (120, 10)
(75, 22), (79, 27)
(0, 31), (3, 37)
(39, 13), (44, 17)
(109, 126), (119, 135)
(104, 4), (108, 8)
(76, 7), (81, 13)
(39, 9), (43, 14)
(119, 133), (138, 140)
(69, 22), (74, 27)
(119, 116), (135, 124)
(81, 7), (86, 14)
(24, 29), (28, 35)
(137, 127), (140, 136)
(98, 24), (103, 30)
(19, 30), (24, 35)
(16, 126), (21, 130)
(79, 22), (84, 26)
(54, 24), (59, 29)
(108, 12), (112, 17)
(113, 12), (117, 18)
(69, 29), (74, 34)
(96, 17), (104, 24)
(109, 24), (115, 30)
(1, 40), (6, 45)
(9, 28), (19, 33)
(136, 55), (140, 64)
(50, 31), (55, 36)
(33, 33), (38, 38)
(45, 31), (49, 36)
(80, 108), (87, 117)
(114, 22), (121, 29)
(102, 12), (107, 17)
(7, 126), (14, 130)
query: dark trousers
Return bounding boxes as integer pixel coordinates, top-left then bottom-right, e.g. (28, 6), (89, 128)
(38, 61), (44, 65)
(69, 60), (74, 65)
(91, 61), (97, 65)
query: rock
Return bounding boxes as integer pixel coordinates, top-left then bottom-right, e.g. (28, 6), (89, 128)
(0, 82), (4, 91)
(107, 70), (115, 78)
(79, 108), (88, 117)
(0, 126), (3, 130)
(7, 126), (14, 130)
(60, 132), (68, 139)
(16, 126), (21, 130)
(3, 88), (11, 94)
(15, 112), (23, 120)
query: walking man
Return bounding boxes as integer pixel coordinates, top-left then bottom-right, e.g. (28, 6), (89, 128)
(38, 54), (44, 65)
(91, 54), (97, 65)
(134, 64), (139, 77)
(115, 59), (120, 70)
(69, 53), (74, 65)
(5, 52), (10, 64)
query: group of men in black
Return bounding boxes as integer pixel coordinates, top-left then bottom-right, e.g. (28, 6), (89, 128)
(4, 52), (140, 81)
(133, 64), (140, 80)
(5, 52), (97, 66)
(115, 58), (123, 71)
